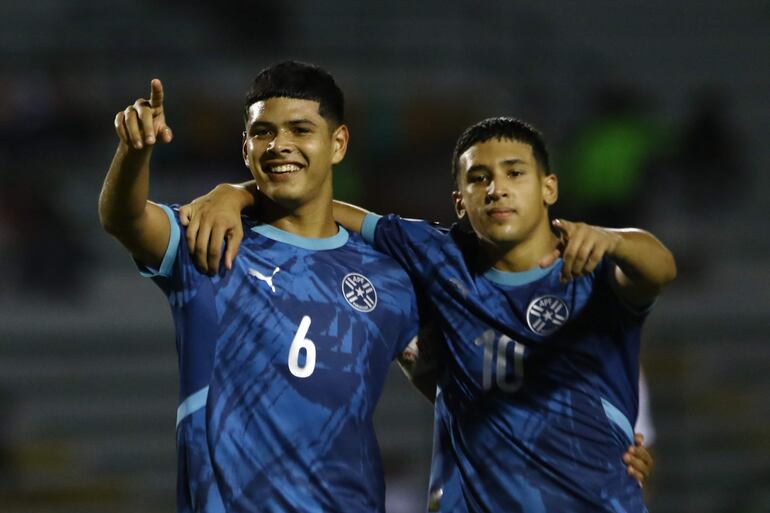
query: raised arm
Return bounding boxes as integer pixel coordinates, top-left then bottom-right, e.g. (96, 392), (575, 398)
(98, 79), (174, 268)
(540, 219), (676, 307)
(604, 227), (677, 306)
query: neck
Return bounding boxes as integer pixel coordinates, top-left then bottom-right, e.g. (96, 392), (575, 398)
(257, 197), (338, 238)
(481, 224), (559, 273)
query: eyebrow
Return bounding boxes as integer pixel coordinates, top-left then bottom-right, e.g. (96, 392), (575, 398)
(500, 158), (528, 166)
(247, 118), (318, 132)
(287, 119), (318, 126)
(466, 158), (529, 173)
(466, 164), (491, 174)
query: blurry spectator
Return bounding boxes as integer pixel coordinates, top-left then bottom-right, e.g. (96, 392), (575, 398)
(558, 85), (670, 227)
(1, 179), (91, 299)
(676, 87), (746, 215)
(0, 389), (19, 493)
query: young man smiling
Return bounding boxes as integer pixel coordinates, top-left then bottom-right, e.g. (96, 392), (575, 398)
(98, 61), (422, 513)
(181, 117), (671, 512)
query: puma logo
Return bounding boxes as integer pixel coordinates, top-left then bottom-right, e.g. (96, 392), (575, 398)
(248, 266), (281, 293)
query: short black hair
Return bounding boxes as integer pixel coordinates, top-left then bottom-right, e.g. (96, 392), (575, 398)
(451, 117), (551, 185)
(243, 60), (344, 127)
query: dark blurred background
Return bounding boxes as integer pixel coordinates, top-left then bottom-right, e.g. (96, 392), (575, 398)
(1, 1), (769, 512)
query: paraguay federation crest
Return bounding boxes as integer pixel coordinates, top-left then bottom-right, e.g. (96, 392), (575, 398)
(526, 295), (569, 336)
(342, 273), (377, 312)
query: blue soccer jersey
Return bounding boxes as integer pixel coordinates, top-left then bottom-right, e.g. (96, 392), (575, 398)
(362, 214), (648, 513)
(426, 387), (466, 513)
(138, 205), (419, 513)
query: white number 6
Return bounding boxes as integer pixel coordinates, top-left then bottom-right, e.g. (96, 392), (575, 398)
(288, 316), (316, 378)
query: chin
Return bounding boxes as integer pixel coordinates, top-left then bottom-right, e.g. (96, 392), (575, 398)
(485, 230), (526, 249)
(258, 187), (305, 208)
(475, 223), (517, 242)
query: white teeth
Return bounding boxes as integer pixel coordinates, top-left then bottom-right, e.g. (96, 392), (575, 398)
(269, 164), (301, 173)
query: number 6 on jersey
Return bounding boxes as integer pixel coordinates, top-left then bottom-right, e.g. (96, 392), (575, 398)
(288, 316), (316, 378)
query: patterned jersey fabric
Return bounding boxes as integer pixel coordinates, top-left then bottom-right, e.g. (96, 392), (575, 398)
(139, 205), (419, 513)
(362, 214), (648, 513)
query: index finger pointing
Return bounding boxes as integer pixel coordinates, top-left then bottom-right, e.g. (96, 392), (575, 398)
(552, 218), (575, 235)
(150, 78), (164, 108)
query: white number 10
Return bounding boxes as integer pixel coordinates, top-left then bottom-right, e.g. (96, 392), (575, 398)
(288, 316), (316, 378)
(474, 330), (525, 392)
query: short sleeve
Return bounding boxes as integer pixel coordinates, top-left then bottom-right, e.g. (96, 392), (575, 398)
(394, 283), (421, 358)
(134, 204), (181, 279)
(360, 213), (382, 245)
(362, 214), (447, 284)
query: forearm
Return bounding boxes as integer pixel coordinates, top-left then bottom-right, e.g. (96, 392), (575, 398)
(609, 229), (677, 292)
(98, 142), (170, 267)
(332, 200), (370, 233)
(98, 143), (153, 234)
(203, 186), (369, 231)
(227, 181), (259, 211)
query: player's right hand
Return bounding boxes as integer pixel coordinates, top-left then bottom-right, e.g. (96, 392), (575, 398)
(624, 433), (654, 487)
(114, 79), (173, 150)
(539, 218), (621, 283)
(179, 184), (248, 275)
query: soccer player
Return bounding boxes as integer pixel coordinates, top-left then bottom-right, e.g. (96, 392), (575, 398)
(98, 61), (423, 513)
(181, 117), (669, 511)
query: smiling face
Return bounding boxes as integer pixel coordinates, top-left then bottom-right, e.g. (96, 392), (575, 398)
(453, 138), (557, 249)
(242, 97), (348, 211)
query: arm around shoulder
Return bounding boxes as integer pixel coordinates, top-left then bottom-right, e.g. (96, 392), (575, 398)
(332, 201), (370, 234)
(608, 228), (677, 307)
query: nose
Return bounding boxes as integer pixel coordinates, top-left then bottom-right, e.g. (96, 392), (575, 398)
(266, 129), (293, 154)
(486, 178), (509, 201)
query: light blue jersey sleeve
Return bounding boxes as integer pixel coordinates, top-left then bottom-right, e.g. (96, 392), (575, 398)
(361, 213), (447, 283)
(134, 203), (181, 279)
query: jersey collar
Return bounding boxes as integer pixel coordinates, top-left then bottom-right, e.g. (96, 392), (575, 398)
(251, 223), (349, 250)
(482, 260), (560, 286)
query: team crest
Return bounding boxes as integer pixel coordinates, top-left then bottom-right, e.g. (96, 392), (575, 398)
(526, 295), (569, 335)
(342, 273), (377, 312)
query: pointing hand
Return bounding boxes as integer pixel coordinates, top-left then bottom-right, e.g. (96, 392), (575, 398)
(114, 79), (173, 150)
(539, 219), (621, 282)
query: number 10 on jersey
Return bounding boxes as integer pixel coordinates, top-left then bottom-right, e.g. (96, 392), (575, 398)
(474, 330), (525, 392)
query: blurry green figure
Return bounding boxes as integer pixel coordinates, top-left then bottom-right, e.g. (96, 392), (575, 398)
(560, 86), (669, 227)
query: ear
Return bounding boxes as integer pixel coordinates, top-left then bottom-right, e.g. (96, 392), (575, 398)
(542, 173), (558, 207)
(242, 131), (249, 168)
(452, 190), (466, 219)
(330, 124), (350, 165)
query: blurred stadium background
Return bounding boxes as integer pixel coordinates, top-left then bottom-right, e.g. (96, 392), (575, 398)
(1, 1), (768, 512)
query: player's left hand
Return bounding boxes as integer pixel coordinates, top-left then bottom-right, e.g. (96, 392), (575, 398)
(179, 184), (249, 275)
(539, 218), (621, 283)
(624, 433), (654, 487)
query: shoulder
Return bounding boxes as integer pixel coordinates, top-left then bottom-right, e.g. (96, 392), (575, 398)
(338, 233), (418, 313)
(339, 234), (416, 300)
(345, 231), (413, 275)
(372, 214), (451, 243)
